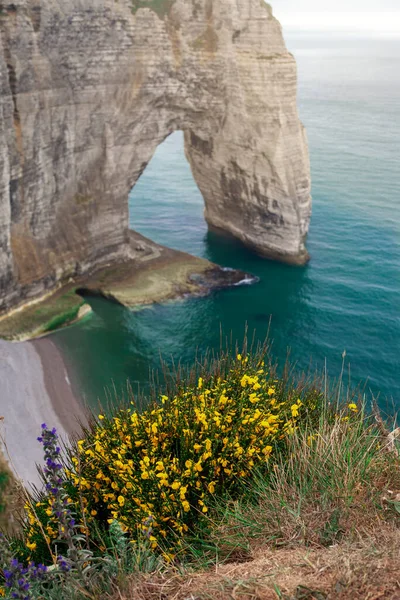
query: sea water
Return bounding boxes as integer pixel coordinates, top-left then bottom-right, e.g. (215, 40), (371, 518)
(55, 33), (400, 409)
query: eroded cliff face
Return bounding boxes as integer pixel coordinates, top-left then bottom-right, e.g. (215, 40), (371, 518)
(0, 0), (311, 313)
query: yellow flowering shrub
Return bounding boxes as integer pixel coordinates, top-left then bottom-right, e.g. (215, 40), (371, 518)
(73, 356), (319, 545)
(21, 353), (322, 560)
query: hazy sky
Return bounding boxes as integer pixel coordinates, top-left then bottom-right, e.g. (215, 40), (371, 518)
(271, 0), (400, 33)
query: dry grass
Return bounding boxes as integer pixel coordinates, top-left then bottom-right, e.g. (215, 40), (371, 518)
(108, 526), (400, 599)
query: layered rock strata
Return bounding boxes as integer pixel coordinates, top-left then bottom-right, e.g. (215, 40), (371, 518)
(0, 0), (311, 316)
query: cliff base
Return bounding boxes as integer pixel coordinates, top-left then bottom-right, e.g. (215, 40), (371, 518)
(0, 232), (255, 340)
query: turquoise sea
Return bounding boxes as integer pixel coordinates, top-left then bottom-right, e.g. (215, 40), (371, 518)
(55, 33), (400, 409)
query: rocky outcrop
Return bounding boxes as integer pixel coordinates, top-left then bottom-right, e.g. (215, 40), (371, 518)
(0, 0), (311, 315)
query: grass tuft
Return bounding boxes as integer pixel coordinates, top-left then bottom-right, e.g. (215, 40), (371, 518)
(208, 409), (400, 559)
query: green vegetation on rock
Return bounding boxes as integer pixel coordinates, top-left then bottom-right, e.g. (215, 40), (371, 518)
(130, 0), (175, 18)
(0, 289), (87, 341)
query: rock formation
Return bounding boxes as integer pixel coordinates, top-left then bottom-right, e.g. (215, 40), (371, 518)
(0, 0), (311, 315)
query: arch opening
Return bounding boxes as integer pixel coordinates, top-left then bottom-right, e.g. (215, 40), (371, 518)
(128, 131), (207, 257)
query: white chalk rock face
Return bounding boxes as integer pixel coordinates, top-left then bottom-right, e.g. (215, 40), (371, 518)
(0, 0), (311, 312)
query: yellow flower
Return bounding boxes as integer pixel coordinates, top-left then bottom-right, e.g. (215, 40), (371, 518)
(237, 354), (242, 361)
(241, 375), (249, 387)
(198, 377), (203, 389)
(118, 496), (125, 506)
(207, 481), (216, 494)
(98, 414), (105, 420)
(291, 404), (300, 417)
(162, 552), (175, 562)
(348, 403), (358, 412)
(268, 387), (275, 396)
(26, 541), (37, 551)
(262, 446), (273, 457)
(182, 500), (190, 512)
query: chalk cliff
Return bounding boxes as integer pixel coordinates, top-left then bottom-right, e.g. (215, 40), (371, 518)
(0, 0), (311, 315)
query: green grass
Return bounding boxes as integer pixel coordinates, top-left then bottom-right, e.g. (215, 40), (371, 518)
(0, 452), (21, 536)
(0, 470), (8, 515)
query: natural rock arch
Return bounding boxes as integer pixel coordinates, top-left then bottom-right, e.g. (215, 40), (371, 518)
(0, 0), (311, 314)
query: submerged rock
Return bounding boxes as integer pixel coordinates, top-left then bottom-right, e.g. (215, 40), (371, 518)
(0, 0), (311, 320)
(189, 266), (259, 296)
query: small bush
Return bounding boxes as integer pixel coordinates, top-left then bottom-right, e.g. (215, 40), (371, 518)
(21, 351), (322, 563)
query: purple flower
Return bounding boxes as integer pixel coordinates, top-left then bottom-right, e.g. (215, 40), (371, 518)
(1, 559), (32, 598)
(57, 556), (71, 573)
(37, 425), (79, 557)
(0, 522), (53, 599)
